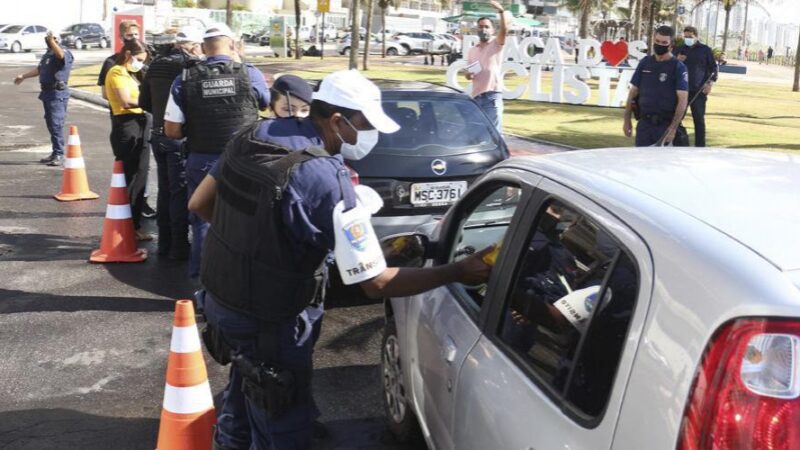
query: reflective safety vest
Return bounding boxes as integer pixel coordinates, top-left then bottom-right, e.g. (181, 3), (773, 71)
(182, 61), (259, 154)
(201, 123), (355, 322)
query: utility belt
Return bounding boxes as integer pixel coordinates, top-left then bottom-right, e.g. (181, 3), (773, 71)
(639, 113), (675, 126)
(40, 81), (67, 91)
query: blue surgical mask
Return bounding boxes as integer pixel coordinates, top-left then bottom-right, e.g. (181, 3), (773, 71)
(684, 37), (696, 47)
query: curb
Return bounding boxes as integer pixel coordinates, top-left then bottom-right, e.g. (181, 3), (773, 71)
(69, 88), (108, 109)
(505, 133), (580, 151)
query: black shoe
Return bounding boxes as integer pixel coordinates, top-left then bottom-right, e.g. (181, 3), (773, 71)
(39, 154), (57, 164)
(142, 202), (157, 219)
(46, 155), (64, 167)
(312, 420), (329, 439)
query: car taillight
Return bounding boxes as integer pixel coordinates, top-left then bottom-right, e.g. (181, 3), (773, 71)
(346, 165), (359, 185)
(677, 319), (800, 450)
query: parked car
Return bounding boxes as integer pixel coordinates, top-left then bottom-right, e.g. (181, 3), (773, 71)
(60, 23), (109, 49)
(0, 25), (48, 53)
(379, 148), (800, 450)
(337, 34), (407, 56)
(241, 26), (269, 44)
(259, 32), (271, 46)
(423, 33), (455, 54)
(0, 25), (9, 33)
(346, 80), (508, 238)
(392, 31), (437, 54)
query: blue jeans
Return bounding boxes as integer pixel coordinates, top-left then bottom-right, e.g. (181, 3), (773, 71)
(204, 294), (321, 450)
(474, 91), (503, 134)
(151, 133), (189, 255)
(186, 153), (219, 277)
(40, 94), (69, 156)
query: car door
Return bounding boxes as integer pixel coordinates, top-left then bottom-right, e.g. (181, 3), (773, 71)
(35, 26), (48, 49)
(21, 26), (37, 49)
(453, 178), (654, 450)
(404, 169), (540, 450)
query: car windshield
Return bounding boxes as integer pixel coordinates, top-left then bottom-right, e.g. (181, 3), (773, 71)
(64, 24), (82, 32)
(3, 25), (23, 34)
(377, 96), (499, 155)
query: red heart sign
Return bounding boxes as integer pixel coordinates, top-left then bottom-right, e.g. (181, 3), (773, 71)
(601, 40), (629, 66)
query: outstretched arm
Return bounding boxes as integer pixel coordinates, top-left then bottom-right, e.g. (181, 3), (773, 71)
(490, 0), (509, 46)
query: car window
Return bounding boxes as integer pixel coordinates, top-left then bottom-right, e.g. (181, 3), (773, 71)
(3, 25), (23, 34)
(379, 96), (500, 154)
(24, 26), (35, 33)
(495, 198), (639, 420)
(449, 184), (523, 311)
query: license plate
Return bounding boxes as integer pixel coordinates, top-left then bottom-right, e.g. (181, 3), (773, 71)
(410, 181), (467, 207)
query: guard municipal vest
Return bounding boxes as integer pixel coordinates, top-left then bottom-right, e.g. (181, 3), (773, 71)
(182, 61), (259, 154)
(636, 56), (681, 118)
(200, 123), (355, 322)
(146, 50), (196, 130)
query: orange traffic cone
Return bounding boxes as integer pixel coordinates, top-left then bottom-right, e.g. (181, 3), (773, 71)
(54, 126), (99, 201)
(157, 300), (216, 450)
(89, 160), (147, 263)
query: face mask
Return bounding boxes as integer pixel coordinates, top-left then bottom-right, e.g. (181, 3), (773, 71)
(337, 116), (379, 160)
(684, 38), (695, 47)
(653, 43), (670, 55)
(477, 30), (490, 42)
(128, 59), (144, 73)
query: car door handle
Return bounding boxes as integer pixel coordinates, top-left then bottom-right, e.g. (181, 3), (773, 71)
(442, 336), (457, 364)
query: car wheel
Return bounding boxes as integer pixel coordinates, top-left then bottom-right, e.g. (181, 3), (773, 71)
(75, 38), (83, 49)
(99, 38), (108, 49)
(382, 320), (422, 443)
(10, 41), (21, 53)
(401, 44), (411, 54)
(386, 47), (398, 56)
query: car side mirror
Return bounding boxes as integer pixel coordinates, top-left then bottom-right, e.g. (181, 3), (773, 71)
(381, 233), (431, 268)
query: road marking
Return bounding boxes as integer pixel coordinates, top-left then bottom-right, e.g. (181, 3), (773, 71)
(71, 97), (109, 112)
(6, 145), (52, 154)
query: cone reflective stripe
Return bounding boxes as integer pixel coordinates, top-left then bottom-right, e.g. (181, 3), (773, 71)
(157, 300), (215, 450)
(54, 126), (99, 201)
(89, 160), (147, 263)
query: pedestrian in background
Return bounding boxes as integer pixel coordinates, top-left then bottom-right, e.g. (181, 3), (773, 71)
(98, 20), (141, 100)
(140, 28), (204, 259)
(105, 39), (152, 241)
(464, 0), (509, 133)
(676, 26), (718, 147)
(164, 23), (270, 278)
(767, 46), (774, 64)
(13, 31), (73, 166)
(623, 26), (689, 147)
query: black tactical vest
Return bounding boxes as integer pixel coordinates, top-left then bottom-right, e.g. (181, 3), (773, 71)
(637, 56), (681, 118)
(146, 50), (196, 129)
(200, 123), (349, 322)
(183, 61), (259, 154)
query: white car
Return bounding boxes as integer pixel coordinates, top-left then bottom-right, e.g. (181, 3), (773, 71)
(337, 34), (407, 56)
(0, 25), (49, 53)
(392, 31), (437, 54)
(381, 148), (800, 450)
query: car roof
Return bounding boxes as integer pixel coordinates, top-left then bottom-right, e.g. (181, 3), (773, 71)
(372, 79), (462, 94)
(506, 148), (800, 271)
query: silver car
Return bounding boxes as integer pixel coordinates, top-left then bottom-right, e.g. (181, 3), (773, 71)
(380, 148), (800, 450)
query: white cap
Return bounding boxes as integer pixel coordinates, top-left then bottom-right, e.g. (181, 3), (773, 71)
(176, 27), (203, 43)
(312, 70), (400, 134)
(203, 23), (235, 40)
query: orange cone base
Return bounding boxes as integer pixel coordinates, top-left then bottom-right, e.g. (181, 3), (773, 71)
(89, 247), (147, 263)
(156, 408), (216, 450)
(54, 190), (100, 202)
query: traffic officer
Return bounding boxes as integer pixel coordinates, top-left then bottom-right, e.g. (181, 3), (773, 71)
(140, 28), (203, 259)
(197, 69), (493, 449)
(164, 23), (270, 278)
(676, 26), (718, 147)
(623, 25), (689, 147)
(13, 31), (74, 166)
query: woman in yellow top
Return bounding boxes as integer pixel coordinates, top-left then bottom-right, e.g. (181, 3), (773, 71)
(105, 39), (151, 240)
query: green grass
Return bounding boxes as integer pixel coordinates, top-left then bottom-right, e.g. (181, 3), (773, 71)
(72, 57), (800, 151)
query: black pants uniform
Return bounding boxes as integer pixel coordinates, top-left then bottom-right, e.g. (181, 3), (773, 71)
(688, 91), (707, 147)
(110, 113), (150, 229)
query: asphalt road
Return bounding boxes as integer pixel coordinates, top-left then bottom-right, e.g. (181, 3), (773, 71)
(0, 64), (424, 450)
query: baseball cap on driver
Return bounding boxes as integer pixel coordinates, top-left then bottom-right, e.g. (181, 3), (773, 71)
(312, 70), (400, 134)
(203, 23), (235, 40)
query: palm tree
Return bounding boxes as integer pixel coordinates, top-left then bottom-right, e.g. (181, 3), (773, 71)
(226, 0), (233, 27)
(349, 0), (360, 69)
(378, 0), (397, 57)
(363, 0), (375, 69)
(692, 0), (737, 55)
(294, 0), (302, 59)
(793, 28), (799, 92)
(562, 0), (617, 39)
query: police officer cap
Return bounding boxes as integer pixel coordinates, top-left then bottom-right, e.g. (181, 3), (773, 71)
(273, 75), (314, 105)
(176, 27), (203, 43)
(312, 69), (400, 134)
(203, 23), (235, 40)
